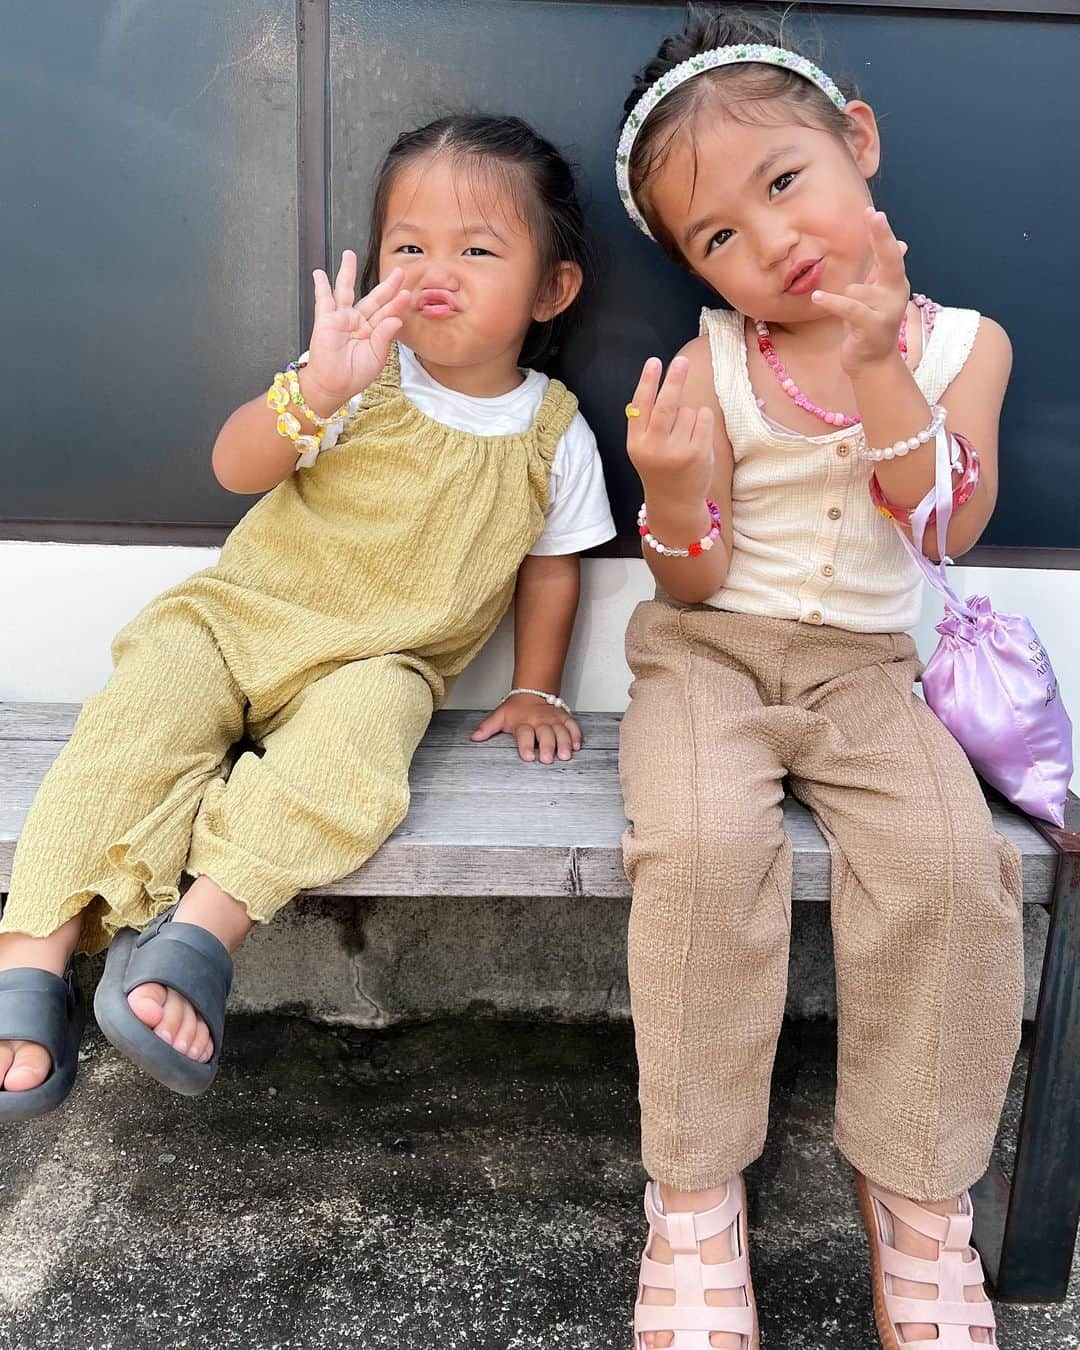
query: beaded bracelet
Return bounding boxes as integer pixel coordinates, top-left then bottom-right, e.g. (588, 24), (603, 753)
(502, 687), (572, 715)
(871, 433), (980, 528)
(857, 403), (947, 463)
(638, 499), (722, 558)
(282, 369), (350, 429)
(265, 369), (351, 458)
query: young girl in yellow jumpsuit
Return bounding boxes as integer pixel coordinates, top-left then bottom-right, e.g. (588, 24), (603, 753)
(0, 115), (615, 1116)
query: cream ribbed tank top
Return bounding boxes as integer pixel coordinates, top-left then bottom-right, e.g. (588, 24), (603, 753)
(700, 303), (982, 633)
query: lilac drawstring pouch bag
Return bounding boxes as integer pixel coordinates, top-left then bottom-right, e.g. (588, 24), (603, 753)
(891, 426), (1073, 826)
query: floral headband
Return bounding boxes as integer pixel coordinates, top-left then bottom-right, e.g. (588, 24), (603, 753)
(615, 44), (848, 240)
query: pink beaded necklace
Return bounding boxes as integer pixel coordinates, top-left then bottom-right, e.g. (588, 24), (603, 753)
(753, 294), (939, 429)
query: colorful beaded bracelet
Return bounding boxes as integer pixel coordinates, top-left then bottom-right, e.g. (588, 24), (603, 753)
(870, 433), (981, 528)
(265, 368), (351, 458)
(638, 499), (723, 558)
(282, 368), (350, 429)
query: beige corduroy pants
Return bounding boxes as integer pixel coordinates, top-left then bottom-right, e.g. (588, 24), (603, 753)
(619, 598), (1025, 1203)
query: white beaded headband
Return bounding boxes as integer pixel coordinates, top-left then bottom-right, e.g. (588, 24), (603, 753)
(616, 44), (848, 239)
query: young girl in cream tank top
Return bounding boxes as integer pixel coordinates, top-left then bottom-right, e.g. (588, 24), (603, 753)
(614, 9), (1019, 1349)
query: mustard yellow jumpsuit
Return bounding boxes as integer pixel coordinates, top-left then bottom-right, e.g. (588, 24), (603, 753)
(2, 345), (579, 953)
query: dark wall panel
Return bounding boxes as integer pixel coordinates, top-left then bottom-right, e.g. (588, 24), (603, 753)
(3, 2), (1077, 552)
(330, 0), (1079, 551)
(1, 0), (299, 527)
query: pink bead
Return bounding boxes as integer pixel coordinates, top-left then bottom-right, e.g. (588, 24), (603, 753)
(755, 310), (914, 431)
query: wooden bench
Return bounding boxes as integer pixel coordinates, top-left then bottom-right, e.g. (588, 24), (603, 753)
(2, 701), (1078, 1304)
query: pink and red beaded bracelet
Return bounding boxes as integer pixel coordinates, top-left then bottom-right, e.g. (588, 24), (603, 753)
(638, 499), (723, 558)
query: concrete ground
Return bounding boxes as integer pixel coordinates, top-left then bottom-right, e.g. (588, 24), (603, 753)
(0, 1014), (1075, 1350)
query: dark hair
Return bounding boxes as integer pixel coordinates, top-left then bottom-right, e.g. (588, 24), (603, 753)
(359, 113), (591, 366)
(620, 5), (860, 266)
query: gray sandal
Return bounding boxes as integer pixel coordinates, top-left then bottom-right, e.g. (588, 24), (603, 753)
(93, 904), (232, 1096)
(0, 964), (85, 1120)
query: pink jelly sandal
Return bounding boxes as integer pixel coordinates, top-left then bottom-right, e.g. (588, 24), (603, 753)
(633, 1174), (759, 1349)
(855, 1172), (997, 1347)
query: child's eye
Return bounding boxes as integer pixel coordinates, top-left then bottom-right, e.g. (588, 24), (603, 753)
(770, 171), (798, 196)
(463, 246), (493, 257)
(706, 229), (733, 255)
(395, 244), (423, 254)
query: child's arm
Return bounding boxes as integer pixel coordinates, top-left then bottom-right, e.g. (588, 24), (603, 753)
(851, 318), (1010, 560)
(211, 255), (411, 494)
(470, 553), (583, 764)
(627, 341), (735, 604)
(812, 208), (1009, 560)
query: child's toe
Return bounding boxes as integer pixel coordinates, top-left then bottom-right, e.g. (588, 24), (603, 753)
(127, 981), (168, 1031)
(173, 999), (199, 1056)
(152, 987), (188, 1045)
(188, 1020), (212, 1064)
(2, 1041), (52, 1092)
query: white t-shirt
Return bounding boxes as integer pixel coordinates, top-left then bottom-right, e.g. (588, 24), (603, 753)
(294, 345), (616, 557)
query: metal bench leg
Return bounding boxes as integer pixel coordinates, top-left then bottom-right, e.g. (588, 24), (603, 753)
(973, 804), (1080, 1304)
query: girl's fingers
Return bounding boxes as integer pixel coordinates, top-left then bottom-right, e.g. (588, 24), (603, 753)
(536, 723), (558, 766)
(627, 358), (662, 453)
(312, 269), (335, 319)
(567, 715), (583, 752)
(646, 356), (689, 439)
(351, 285), (411, 341)
(628, 357), (663, 431)
(334, 249), (358, 308)
(670, 403), (698, 448)
(865, 208), (907, 286)
(690, 405), (715, 456)
(356, 267), (406, 320)
(810, 288), (872, 324)
(364, 285), (412, 332)
(553, 721), (574, 762)
(842, 283), (891, 309)
(367, 314), (405, 367)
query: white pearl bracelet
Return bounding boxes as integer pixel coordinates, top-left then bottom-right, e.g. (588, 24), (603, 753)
(857, 403), (947, 462)
(503, 688), (572, 715)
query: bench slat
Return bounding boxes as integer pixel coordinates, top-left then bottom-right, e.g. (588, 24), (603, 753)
(0, 703), (1057, 902)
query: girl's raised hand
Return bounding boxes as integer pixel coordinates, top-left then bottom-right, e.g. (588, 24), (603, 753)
(626, 356), (715, 507)
(303, 251), (411, 406)
(810, 208), (911, 375)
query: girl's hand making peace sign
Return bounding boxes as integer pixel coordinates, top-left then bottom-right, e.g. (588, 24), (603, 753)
(303, 250), (412, 410)
(810, 208), (911, 376)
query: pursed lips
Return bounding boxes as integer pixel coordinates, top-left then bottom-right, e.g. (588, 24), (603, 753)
(784, 258), (823, 294)
(417, 289), (459, 317)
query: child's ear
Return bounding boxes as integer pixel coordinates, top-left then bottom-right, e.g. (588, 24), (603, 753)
(841, 100), (882, 181)
(533, 262), (583, 323)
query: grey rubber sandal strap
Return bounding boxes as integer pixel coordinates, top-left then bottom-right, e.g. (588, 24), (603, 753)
(0, 968), (77, 1074)
(121, 911), (232, 1056)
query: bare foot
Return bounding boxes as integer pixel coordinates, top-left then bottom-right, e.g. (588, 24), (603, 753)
(637, 1178), (752, 1349)
(0, 915), (83, 1092)
(126, 876), (253, 1063)
(879, 1190), (993, 1343)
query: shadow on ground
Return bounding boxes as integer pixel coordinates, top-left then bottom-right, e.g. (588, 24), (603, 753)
(0, 1016), (1074, 1349)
